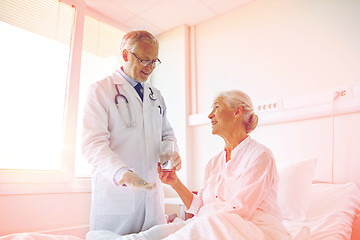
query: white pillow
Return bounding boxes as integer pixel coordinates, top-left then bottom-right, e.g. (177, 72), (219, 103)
(307, 183), (360, 240)
(277, 158), (317, 221)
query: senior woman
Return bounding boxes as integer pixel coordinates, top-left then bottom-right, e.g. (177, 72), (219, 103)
(87, 90), (306, 240)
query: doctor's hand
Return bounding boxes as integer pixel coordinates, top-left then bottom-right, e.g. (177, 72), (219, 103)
(119, 171), (156, 191)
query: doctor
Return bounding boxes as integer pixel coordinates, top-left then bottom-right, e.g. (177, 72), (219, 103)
(82, 30), (181, 235)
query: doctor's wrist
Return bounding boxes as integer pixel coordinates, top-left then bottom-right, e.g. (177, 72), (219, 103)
(114, 167), (132, 185)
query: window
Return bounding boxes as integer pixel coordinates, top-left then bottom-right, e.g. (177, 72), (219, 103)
(0, 0), (75, 173)
(0, 0), (129, 191)
(75, 15), (125, 177)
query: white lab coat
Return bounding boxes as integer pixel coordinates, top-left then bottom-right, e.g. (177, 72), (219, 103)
(82, 69), (178, 235)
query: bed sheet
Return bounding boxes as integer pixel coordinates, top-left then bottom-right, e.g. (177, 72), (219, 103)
(0, 233), (83, 240)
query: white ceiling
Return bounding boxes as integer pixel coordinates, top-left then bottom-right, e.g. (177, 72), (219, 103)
(83, 0), (252, 35)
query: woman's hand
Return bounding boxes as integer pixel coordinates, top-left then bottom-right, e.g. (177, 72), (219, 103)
(157, 163), (178, 187)
(158, 163), (194, 209)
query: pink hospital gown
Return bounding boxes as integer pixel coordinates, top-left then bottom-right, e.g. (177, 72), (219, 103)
(188, 136), (282, 220)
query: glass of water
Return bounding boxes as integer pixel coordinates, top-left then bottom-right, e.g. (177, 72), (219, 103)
(159, 140), (174, 171)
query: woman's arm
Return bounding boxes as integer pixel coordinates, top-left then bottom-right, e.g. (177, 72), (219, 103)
(157, 164), (193, 209)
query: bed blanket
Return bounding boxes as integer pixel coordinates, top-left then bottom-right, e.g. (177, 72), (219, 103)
(87, 210), (310, 240)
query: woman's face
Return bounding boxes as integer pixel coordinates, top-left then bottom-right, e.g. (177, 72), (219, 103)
(208, 97), (236, 137)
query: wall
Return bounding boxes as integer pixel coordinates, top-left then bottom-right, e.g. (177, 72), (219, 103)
(185, 0), (360, 190)
(0, 192), (90, 237)
(151, 25), (190, 196)
(194, 0), (360, 110)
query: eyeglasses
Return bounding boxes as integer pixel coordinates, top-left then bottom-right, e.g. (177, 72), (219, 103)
(130, 52), (161, 67)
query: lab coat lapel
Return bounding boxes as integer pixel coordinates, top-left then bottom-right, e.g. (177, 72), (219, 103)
(143, 82), (151, 119)
(143, 82), (150, 105)
(142, 82), (156, 153)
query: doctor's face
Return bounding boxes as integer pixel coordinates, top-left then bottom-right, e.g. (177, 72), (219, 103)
(124, 40), (159, 82)
(208, 97), (235, 137)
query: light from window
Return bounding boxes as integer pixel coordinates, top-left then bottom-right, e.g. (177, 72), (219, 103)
(0, 0), (75, 170)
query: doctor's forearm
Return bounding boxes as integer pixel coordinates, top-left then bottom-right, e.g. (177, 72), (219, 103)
(172, 180), (193, 210)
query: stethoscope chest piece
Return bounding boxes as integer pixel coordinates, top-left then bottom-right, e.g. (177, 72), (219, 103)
(149, 87), (157, 101)
(149, 93), (157, 101)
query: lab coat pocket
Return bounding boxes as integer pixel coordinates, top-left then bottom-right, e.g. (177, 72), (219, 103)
(96, 187), (135, 215)
(151, 105), (162, 138)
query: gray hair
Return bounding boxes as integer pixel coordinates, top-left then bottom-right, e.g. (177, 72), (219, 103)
(218, 90), (258, 134)
(120, 30), (159, 53)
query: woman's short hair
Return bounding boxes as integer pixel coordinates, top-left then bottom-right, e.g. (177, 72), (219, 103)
(218, 90), (259, 134)
(120, 30), (159, 53)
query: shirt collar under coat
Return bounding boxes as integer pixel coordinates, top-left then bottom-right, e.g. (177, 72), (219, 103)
(113, 69), (150, 104)
(118, 67), (143, 88)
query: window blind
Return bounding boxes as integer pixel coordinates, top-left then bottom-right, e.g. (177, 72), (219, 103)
(0, 0), (74, 44)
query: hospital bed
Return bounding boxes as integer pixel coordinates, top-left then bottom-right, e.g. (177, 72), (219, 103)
(162, 159), (360, 240)
(164, 183), (360, 240)
(274, 158), (360, 240)
(1, 159), (360, 239)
